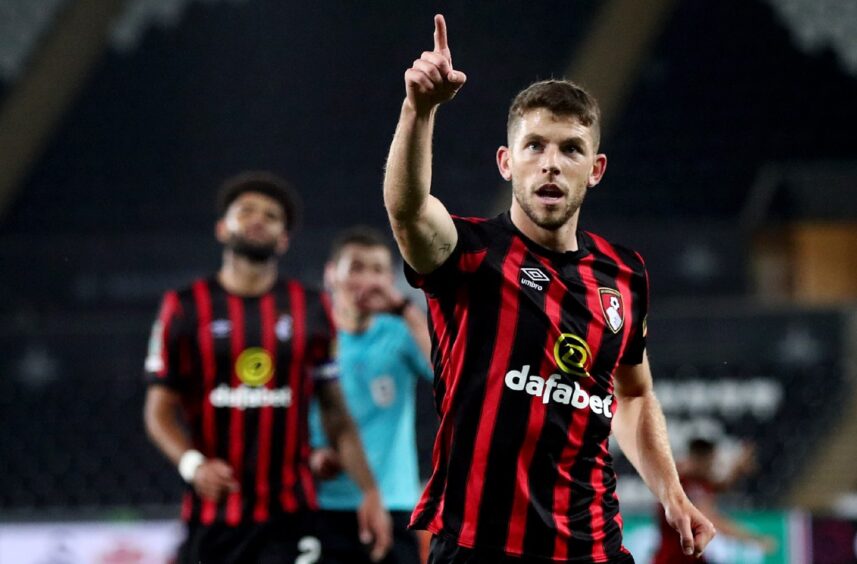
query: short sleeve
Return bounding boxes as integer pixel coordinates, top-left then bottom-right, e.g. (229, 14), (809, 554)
(619, 255), (649, 365)
(144, 291), (188, 390)
(403, 244), (463, 297)
(403, 216), (486, 298)
(307, 290), (339, 385)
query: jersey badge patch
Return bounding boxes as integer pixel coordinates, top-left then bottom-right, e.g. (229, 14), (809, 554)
(599, 288), (625, 334)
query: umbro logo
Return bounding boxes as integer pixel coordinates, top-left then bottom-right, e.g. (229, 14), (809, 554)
(520, 267), (550, 291)
(522, 268), (550, 282)
(210, 319), (232, 338)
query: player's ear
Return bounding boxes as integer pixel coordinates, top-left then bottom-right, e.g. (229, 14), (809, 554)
(215, 218), (228, 243)
(323, 261), (337, 292)
(275, 232), (289, 255)
(588, 154), (607, 188)
(497, 146), (512, 181)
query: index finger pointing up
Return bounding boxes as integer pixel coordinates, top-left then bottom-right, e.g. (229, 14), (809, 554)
(433, 14), (450, 57)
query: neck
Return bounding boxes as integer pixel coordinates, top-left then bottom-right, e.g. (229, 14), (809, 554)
(510, 204), (580, 253)
(218, 250), (278, 296)
(332, 296), (372, 333)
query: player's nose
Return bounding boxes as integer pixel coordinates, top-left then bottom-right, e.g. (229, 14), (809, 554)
(540, 146), (560, 175)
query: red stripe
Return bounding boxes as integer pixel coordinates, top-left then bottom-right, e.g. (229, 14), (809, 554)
(225, 295), (246, 525)
(549, 252), (605, 559)
(191, 280), (218, 525)
(253, 293), (277, 522)
(427, 285), (472, 533)
(300, 415), (319, 509)
(280, 280), (306, 512)
(180, 491), (193, 521)
(412, 297), (451, 529)
(505, 261), (567, 553)
(320, 291), (335, 333)
(156, 292), (181, 378)
(458, 237), (527, 546)
(589, 235), (638, 554)
(451, 214), (489, 224)
(578, 255), (610, 560)
(300, 456), (318, 510)
(459, 249), (487, 273)
(303, 379), (319, 509)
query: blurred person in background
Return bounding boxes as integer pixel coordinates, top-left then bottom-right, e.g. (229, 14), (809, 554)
(653, 438), (776, 564)
(143, 172), (391, 564)
(382, 14), (716, 564)
(309, 226), (433, 564)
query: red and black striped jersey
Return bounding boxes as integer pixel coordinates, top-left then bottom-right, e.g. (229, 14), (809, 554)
(406, 212), (648, 563)
(144, 276), (337, 526)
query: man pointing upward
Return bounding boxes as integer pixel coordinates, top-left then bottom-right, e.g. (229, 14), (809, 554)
(383, 15), (715, 563)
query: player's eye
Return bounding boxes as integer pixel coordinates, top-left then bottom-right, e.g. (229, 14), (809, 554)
(526, 141), (542, 151)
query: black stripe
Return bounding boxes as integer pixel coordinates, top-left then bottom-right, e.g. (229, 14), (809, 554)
(206, 279), (232, 524)
(268, 281), (291, 515)
(240, 296), (262, 523)
(175, 287), (202, 524)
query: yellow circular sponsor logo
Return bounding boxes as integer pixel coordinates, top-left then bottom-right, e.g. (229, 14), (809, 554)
(235, 347), (274, 387)
(553, 333), (593, 378)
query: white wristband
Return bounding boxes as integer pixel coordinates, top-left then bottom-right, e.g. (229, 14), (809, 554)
(178, 449), (205, 483)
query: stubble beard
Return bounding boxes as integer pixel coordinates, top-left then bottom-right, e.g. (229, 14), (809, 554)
(226, 235), (278, 263)
(512, 180), (586, 231)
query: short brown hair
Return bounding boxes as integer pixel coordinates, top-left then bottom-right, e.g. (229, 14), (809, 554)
(217, 171), (300, 233)
(507, 79), (602, 150)
(329, 225), (392, 263)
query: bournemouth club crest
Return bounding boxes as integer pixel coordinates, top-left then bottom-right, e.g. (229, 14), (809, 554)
(598, 288), (624, 334)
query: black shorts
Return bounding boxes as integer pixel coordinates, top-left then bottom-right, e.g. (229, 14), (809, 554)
(427, 534), (636, 564)
(178, 512), (320, 564)
(317, 509), (420, 564)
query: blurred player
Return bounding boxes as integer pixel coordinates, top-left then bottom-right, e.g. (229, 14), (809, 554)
(382, 14), (716, 563)
(653, 438), (776, 563)
(143, 172), (391, 564)
(309, 226), (433, 564)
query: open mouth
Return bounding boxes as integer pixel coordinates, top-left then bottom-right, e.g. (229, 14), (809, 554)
(535, 184), (564, 203)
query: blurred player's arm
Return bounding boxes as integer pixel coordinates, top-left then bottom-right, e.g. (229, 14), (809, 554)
(383, 15), (466, 275)
(317, 381), (392, 561)
(715, 442), (758, 491)
(692, 493), (777, 553)
(144, 386), (237, 501)
(613, 353), (716, 558)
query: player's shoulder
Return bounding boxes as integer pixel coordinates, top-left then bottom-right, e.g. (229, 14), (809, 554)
(279, 279), (331, 319)
(161, 276), (213, 305)
(582, 230), (647, 274)
(451, 212), (512, 251)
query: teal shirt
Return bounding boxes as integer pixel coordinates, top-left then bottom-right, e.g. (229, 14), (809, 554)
(309, 314), (433, 511)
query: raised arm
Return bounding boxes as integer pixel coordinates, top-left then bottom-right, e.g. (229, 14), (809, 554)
(383, 14), (466, 274)
(612, 354), (716, 558)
